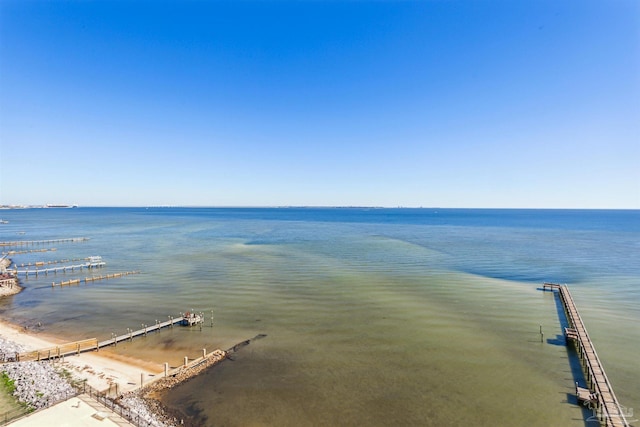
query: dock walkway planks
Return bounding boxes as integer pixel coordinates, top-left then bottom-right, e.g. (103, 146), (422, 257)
(543, 283), (630, 427)
(97, 317), (185, 348)
(7, 317), (190, 363)
(16, 262), (106, 276)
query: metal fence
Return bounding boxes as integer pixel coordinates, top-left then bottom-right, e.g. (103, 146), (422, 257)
(80, 382), (166, 427)
(0, 407), (29, 426)
(1, 381), (163, 427)
(0, 388), (78, 426)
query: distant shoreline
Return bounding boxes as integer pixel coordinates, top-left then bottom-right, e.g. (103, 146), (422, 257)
(1, 204), (77, 209)
(2, 205), (638, 210)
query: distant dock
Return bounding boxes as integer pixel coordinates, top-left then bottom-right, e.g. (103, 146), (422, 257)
(0, 237), (89, 247)
(15, 260), (106, 277)
(543, 283), (631, 427)
(51, 271), (139, 287)
(2, 248), (57, 256)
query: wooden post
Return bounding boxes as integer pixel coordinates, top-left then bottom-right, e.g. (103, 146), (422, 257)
(540, 325), (544, 343)
(202, 348), (206, 359)
(164, 362), (168, 377)
(184, 356), (188, 367)
(140, 373), (144, 387)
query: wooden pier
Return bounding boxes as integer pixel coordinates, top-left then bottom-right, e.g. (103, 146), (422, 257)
(96, 316), (187, 348)
(16, 257), (97, 268)
(51, 271), (140, 287)
(2, 248), (57, 256)
(543, 283), (631, 427)
(0, 237), (89, 247)
(9, 314), (204, 363)
(15, 338), (100, 362)
(16, 261), (106, 277)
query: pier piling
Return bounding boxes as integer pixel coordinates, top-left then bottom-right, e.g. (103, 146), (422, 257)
(543, 283), (630, 427)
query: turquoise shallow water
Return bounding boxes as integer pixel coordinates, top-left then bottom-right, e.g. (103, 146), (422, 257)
(1, 208), (638, 426)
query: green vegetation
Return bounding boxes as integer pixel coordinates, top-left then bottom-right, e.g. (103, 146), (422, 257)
(1, 372), (16, 394)
(56, 367), (82, 388)
(0, 372), (34, 414)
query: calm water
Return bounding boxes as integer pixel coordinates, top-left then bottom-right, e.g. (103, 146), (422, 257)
(1, 208), (638, 426)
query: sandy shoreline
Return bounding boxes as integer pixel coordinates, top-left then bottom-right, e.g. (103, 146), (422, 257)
(0, 312), (230, 426)
(0, 257), (21, 297)
(0, 318), (158, 394)
(0, 316), (181, 426)
(1, 255), (161, 394)
(0, 255), (229, 426)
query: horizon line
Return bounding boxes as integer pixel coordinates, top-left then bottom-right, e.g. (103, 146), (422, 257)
(1, 204), (638, 211)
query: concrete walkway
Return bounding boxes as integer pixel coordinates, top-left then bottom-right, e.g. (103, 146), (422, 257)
(8, 394), (133, 427)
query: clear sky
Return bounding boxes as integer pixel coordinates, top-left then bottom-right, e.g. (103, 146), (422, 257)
(1, 1), (638, 208)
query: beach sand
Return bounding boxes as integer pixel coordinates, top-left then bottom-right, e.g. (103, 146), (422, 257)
(1, 315), (227, 426)
(0, 319), (159, 394)
(0, 283), (22, 297)
(0, 258), (21, 297)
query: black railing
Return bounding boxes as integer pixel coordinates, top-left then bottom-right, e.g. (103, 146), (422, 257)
(0, 388), (78, 426)
(79, 381), (168, 427)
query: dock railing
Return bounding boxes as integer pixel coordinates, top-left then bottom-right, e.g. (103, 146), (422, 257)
(543, 283), (631, 427)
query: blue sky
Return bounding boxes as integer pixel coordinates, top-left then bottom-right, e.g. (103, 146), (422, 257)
(1, 1), (638, 208)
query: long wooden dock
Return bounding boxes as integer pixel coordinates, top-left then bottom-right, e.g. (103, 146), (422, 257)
(0, 237), (89, 247)
(15, 261), (106, 277)
(96, 316), (186, 348)
(14, 338), (100, 362)
(2, 248), (57, 256)
(543, 283), (630, 427)
(50, 271), (140, 287)
(16, 257), (97, 267)
(8, 315), (203, 363)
